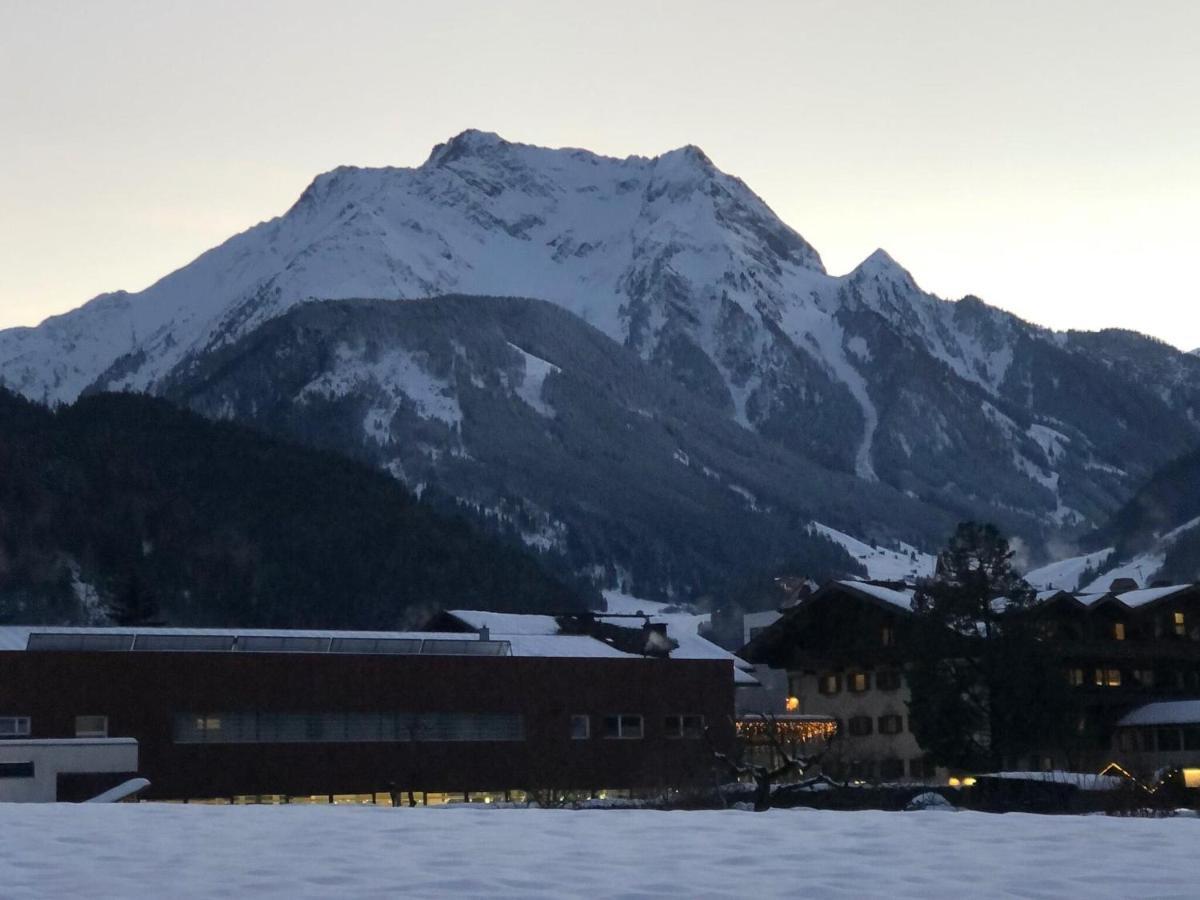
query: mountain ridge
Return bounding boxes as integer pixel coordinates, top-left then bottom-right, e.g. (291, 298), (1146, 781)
(3, 130), (1199, 575)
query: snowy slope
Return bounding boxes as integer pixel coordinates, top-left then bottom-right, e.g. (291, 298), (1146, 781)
(810, 523), (935, 582)
(1024, 548), (1115, 592)
(1026, 515), (1200, 592)
(4, 130), (1200, 540)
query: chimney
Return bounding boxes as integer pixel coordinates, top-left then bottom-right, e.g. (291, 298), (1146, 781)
(478, 625), (490, 642)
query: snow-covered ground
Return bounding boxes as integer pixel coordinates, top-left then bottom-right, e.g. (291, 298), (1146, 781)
(3, 805), (1198, 899)
(811, 522), (936, 582)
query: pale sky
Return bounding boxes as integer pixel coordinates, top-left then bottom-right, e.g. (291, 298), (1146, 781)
(2, 0), (1198, 349)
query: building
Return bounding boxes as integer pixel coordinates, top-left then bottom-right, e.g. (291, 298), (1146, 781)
(740, 580), (940, 783)
(0, 737), (139, 802)
(1111, 700), (1200, 780)
(0, 625), (734, 803)
(741, 578), (1200, 780)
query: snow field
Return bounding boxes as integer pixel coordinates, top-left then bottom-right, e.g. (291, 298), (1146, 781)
(2, 804), (1198, 899)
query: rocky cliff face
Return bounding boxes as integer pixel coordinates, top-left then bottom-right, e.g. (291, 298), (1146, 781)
(3, 130), (1199, 588)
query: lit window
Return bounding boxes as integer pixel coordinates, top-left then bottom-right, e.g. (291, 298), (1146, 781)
(848, 672), (870, 693)
(75, 715), (108, 738)
(0, 716), (31, 738)
(847, 716), (873, 737)
(876, 670), (902, 692)
(881, 626), (895, 647)
(818, 674), (841, 695)
(1067, 668), (1085, 686)
(1113, 622), (1126, 641)
(602, 715), (643, 739)
(1174, 612), (1186, 637)
(570, 715), (590, 740)
(1184, 768), (1200, 789)
(1094, 667), (1121, 687)
(878, 714), (903, 735)
(664, 715), (704, 739)
(785, 696), (800, 712)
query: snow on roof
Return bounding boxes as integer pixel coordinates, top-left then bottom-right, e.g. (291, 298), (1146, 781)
(503, 634), (631, 659)
(447, 607), (756, 684)
(1113, 585), (1194, 609)
(444, 611), (560, 635)
(1118, 700), (1200, 727)
(836, 580), (915, 611)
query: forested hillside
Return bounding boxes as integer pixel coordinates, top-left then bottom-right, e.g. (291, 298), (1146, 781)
(0, 389), (585, 626)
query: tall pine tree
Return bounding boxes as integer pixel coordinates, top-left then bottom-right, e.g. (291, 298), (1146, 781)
(906, 522), (1078, 771)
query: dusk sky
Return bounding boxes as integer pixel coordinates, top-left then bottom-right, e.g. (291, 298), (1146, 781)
(2, 0), (1198, 348)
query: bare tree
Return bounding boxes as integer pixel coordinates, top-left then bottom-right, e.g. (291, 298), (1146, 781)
(707, 714), (833, 811)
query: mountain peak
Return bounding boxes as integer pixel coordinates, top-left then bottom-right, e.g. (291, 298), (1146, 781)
(851, 248), (917, 288)
(425, 129), (511, 167)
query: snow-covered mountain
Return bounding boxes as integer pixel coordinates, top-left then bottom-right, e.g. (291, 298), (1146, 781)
(4, 130), (1200, 570)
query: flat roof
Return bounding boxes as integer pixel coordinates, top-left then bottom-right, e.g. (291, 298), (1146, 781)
(0, 625), (734, 665)
(1118, 700), (1200, 727)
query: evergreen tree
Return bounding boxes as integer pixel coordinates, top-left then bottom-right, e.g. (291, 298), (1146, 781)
(105, 573), (163, 627)
(906, 522), (1078, 771)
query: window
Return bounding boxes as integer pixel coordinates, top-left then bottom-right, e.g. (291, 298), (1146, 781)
(602, 715), (644, 740)
(1113, 622), (1126, 641)
(1174, 612), (1186, 637)
(570, 715), (590, 740)
(1158, 727), (1183, 752)
(878, 714), (903, 735)
(0, 716), (31, 738)
(818, 673), (841, 695)
(879, 758), (905, 780)
(1094, 667), (1121, 687)
(1132, 669), (1155, 688)
(787, 674), (804, 697)
(175, 712), (525, 744)
(847, 716), (873, 737)
(881, 626), (895, 648)
(876, 670), (901, 692)
(664, 715), (705, 739)
(0, 761), (34, 779)
(1067, 668), (1085, 687)
(75, 715), (108, 738)
(1183, 727), (1200, 752)
(848, 672), (870, 693)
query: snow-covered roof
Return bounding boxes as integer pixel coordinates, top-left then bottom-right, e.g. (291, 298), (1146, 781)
(441, 608), (757, 684)
(444, 611), (560, 635)
(1118, 700), (1200, 727)
(1112, 585), (1194, 609)
(835, 580), (916, 611)
(502, 634), (630, 659)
